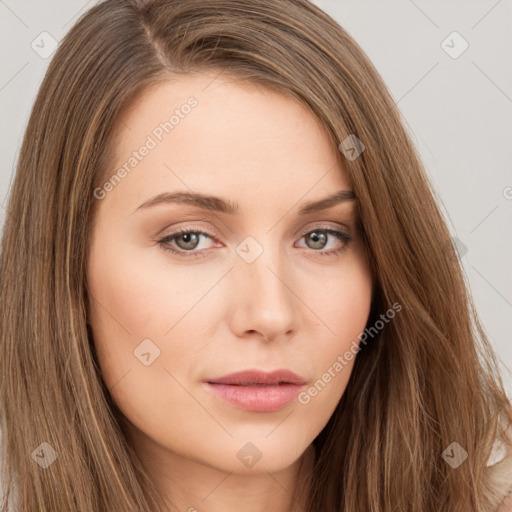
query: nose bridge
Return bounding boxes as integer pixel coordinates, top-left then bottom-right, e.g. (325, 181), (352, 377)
(241, 230), (290, 286)
(232, 234), (297, 338)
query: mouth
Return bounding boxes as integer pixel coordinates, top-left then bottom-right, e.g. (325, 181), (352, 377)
(205, 369), (306, 412)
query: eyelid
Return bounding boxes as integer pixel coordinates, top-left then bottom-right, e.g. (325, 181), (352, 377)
(157, 221), (221, 239)
(158, 219), (351, 243)
(296, 220), (351, 237)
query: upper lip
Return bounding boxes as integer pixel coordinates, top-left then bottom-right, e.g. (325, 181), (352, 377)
(206, 369), (306, 386)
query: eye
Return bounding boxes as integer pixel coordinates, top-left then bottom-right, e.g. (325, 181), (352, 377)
(295, 227), (352, 258)
(158, 228), (217, 259)
(157, 225), (352, 259)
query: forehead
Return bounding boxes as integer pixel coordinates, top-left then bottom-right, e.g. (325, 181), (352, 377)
(103, 72), (351, 214)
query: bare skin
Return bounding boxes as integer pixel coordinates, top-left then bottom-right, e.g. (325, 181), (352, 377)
(87, 71), (373, 512)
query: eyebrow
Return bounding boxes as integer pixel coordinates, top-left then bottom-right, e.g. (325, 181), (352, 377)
(133, 189), (355, 216)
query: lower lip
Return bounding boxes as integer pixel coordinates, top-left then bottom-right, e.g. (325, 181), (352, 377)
(205, 382), (303, 412)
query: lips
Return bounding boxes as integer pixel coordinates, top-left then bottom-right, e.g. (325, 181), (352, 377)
(207, 369), (306, 386)
(205, 369), (306, 412)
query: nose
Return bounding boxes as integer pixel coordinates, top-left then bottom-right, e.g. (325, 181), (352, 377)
(228, 242), (298, 343)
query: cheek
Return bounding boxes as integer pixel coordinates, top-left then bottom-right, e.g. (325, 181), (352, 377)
(312, 245), (373, 343)
(86, 237), (193, 386)
(88, 226), (222, 336)
(299, 249), (373, 410)
(86, 244), (219, 451)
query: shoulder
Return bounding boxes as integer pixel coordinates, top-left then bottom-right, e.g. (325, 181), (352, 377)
(485, 426), (512, 511)
(496, 494), (512, 512)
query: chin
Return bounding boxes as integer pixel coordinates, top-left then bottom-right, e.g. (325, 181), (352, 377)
(201, 435), (311, 475)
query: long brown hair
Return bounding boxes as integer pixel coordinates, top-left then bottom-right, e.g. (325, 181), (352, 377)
(1, 0), (511, 510)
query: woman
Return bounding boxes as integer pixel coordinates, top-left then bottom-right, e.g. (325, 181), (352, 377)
(0, 0), (511, 510)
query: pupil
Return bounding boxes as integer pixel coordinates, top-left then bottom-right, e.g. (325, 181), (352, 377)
(308, 231), (326, 249)
(179, 232), (199, 250)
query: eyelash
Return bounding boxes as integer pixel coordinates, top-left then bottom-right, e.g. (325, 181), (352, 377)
(157, 226), (352, 260)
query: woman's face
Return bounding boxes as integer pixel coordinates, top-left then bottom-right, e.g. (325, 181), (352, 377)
(87, 72), (373, 476)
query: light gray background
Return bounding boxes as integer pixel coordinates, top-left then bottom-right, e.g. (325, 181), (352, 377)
(1, 0), (511, 395)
